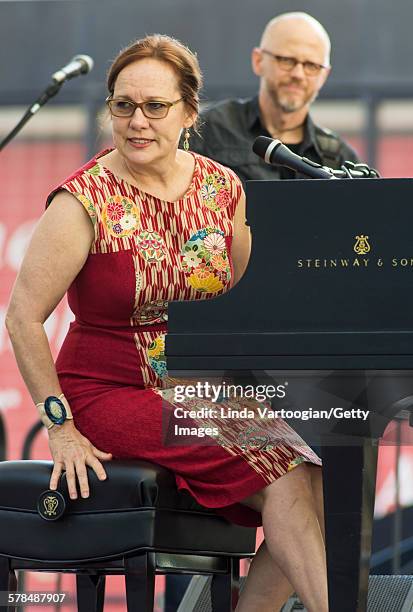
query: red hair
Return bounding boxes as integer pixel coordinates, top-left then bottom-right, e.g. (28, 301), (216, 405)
(107, 34), (203, 125)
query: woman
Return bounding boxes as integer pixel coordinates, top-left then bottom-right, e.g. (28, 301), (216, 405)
(6, 35), (327, 612)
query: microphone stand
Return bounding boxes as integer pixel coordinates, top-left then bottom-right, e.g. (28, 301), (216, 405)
(253, 136), (381, 179)
(323, 161), (380, 179)
(0, 80), (64, 152)
(274, 158), (381, 180)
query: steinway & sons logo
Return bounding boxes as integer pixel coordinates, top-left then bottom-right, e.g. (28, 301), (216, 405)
(297, 234), (412, 269)
(353, 235), (370, 255)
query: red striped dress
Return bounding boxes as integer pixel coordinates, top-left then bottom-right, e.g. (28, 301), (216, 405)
(47, 149), (321, 526)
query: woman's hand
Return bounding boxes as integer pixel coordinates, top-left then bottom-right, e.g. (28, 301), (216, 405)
(48, 421), (112, 499)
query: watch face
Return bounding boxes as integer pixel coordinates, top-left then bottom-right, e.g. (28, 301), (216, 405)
(44, 396), (67, 425)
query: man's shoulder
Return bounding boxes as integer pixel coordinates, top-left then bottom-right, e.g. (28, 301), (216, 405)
(192, 97), (256, 159)
(311, 121), (361, 164)
(199, 97), (254, 133)
(314, 123), (345, 146)
(202, 97), (251, 117)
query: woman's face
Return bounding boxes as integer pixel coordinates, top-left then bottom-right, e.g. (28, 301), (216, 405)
(111, 58), (195, 169)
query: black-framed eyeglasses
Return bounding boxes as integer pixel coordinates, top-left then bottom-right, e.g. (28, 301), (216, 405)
(105, 96), (185, 119)
(260, 49), (327, 76)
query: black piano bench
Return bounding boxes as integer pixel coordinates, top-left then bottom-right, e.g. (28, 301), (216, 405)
(0, 460), (256, 612)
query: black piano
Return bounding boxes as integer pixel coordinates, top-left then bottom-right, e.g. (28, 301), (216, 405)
(166, 178), (413, 612)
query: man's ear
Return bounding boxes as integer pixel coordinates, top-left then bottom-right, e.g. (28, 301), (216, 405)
(320, 66), (331, 88)
(251, 47), (263, 77)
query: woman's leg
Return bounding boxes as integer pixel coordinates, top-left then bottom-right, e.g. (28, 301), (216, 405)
(236, 464), (328, 612)
(235, 540), (294, 612)
(299, 465), (326, 606)
(309, 463), (325, 541)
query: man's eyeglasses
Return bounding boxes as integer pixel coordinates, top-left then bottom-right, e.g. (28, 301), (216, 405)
(260, 50), (327, 77)
(105, 96), (184, 119)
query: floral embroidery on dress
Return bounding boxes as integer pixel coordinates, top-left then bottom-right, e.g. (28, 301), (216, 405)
(147, 334), (167, 378)
(201, 173), (231, 212)
(75, 194), (97, 226)
(134, 299), (168, 325)
(136, 230), (166, 263)
(287, 456), (306, 471)
(238, 426), (275, 452)
(86, 163), (103, 177)
(181, 227), (231, 293)
(102, 195), (140, 238)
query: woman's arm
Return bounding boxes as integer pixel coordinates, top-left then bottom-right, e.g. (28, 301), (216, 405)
(6, 190), (112, 498)
(231, 190), (251, 286)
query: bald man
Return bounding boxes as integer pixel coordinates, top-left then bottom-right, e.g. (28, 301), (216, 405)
(191, 12), (360, 181)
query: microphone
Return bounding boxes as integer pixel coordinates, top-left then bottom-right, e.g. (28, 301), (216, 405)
(253, 136), (335, 179)
(0, 54), (94, 152)
(52, 54), (94, 84)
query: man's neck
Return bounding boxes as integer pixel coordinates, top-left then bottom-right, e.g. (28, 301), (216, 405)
(258, 93), (309, 144)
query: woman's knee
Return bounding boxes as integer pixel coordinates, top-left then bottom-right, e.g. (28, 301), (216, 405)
(239, 463), (319, 514)
(239, 490), (265, 513)
(308, 465), (324, 499)
(263, 463), (316, 507)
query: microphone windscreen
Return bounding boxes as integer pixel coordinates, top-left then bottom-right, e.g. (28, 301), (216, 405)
(252, 136), (274, 159)
(73, 54), (94, 74)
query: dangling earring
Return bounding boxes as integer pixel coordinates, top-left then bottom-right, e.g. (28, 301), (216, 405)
(183, 128), (191, 152)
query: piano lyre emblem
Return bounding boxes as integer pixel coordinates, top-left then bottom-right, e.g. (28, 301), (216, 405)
(43, 495), (59, 517)
(353, 235), (371, 255)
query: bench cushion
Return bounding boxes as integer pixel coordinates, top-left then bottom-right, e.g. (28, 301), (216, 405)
(0, 460), (256, 563)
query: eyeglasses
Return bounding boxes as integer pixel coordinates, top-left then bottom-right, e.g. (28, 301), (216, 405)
(260, 49), (327, 76)
(105, 96), (184, 119)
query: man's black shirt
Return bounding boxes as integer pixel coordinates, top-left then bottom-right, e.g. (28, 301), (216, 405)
(191, 96), (361, 182)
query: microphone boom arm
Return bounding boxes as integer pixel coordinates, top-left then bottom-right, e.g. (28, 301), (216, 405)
(0, 54), (93, 152)
(0, 81), (63, 152)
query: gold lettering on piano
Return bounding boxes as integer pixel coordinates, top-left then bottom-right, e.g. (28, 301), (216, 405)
(297, 258), (370, 269)
(296, 234), (413, 270)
